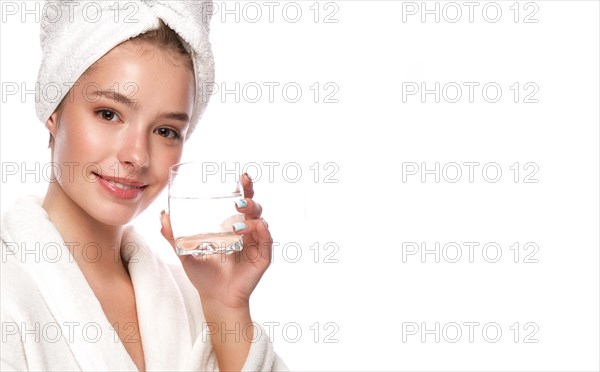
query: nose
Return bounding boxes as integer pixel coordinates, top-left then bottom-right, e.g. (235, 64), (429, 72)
(116, 124), (150, 172)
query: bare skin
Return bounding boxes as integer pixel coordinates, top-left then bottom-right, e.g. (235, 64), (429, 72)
(44, 179), (146, 371)
(43, 39), (273, 372)
(42, 40), (193, 371)
(161, 174), (272, 371)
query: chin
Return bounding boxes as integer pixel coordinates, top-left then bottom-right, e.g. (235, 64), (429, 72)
(93, 210), (138, 227)
(85, 201), (145, 227)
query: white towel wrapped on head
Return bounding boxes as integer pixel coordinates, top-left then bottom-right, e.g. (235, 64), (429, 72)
(36, 0), (215, 138)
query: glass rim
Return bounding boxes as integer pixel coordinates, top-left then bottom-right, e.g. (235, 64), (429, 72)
(169, 161), (245, 174)
(168, 161), (244, 192)
(169, 161), (202, 175)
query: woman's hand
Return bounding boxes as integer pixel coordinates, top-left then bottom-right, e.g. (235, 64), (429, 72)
(160, 173), (272, 310)
(160, 174), (272, 370)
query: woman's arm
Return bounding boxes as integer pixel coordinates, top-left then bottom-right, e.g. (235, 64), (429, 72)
(201, 301), (254, 370)
(160, 174), (276, 371)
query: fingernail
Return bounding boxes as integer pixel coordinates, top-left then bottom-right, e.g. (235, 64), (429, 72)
(159, 210), (165, 223)
(235, 199), (248, 208)
(232, 222), (247, 232)
(261, 218), (269, 228)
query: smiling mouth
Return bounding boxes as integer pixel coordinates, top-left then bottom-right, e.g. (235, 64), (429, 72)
(106, 180), (144, 190)
(93, 173), (148, 190)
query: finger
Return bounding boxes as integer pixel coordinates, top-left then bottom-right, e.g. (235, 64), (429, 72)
(234, 197), (262, 219)
(232, 218), (273, 262)
(160, 210), (177, 255)
(241, 172), (254, 199)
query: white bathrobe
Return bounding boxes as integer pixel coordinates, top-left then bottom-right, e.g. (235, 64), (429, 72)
(1, 196), (287, 371)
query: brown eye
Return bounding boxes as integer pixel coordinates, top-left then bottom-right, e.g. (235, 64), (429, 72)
(97, 109), (119, 122)
(155, 127), (180, 140)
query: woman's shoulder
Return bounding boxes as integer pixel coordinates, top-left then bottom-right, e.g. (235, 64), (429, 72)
(1, 239), (40, 301)
(1, 195), (49, 238)
(1, 194), (62, 277)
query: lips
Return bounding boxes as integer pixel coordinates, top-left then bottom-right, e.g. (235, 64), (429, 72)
(105, 180), (141, 190)
(93, 173), (148, 199)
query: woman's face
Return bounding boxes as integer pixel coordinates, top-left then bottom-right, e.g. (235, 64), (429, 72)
(47, 41), (195, 226)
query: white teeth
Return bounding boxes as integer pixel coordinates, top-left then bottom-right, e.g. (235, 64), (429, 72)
(107, 180), (141, 190)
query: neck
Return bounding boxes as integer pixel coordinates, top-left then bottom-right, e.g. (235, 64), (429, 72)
(43, 181), (128, 278)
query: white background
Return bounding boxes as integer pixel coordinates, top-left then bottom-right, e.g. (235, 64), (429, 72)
(1, 1), (599, 370)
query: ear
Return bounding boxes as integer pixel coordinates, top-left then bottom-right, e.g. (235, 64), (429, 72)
(46, 111), (59, 140)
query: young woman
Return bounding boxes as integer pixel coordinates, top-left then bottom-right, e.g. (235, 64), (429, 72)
(1, 1), (285, 371)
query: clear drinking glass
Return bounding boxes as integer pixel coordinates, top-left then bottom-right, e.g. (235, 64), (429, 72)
(168, 162), (245, 256)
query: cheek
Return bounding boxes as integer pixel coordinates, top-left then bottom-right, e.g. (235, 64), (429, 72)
(149, 144), (183, 187)
(54, 112), (108, 165)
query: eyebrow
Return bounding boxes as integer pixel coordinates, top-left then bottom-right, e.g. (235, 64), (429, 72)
(92, 90), (138, 106)
(158, 112), (190, 122)
(91, 90), (190, 122)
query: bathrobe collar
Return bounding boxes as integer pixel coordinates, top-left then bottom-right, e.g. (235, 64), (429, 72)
(1, 196), (195, 371)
